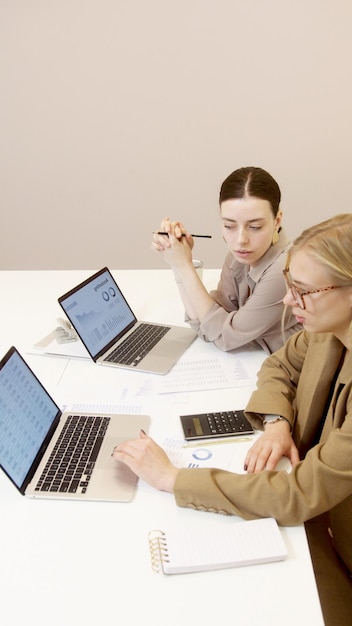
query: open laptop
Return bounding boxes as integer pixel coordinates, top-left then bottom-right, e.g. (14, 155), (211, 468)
(58, 267), (197, 374)
(0, 346), (150, 502)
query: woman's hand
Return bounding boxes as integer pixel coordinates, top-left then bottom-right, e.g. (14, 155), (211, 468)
(151, 216), (212, 321)
(151, 217), (194, 266)
(112, 430), (178, 492)
(244, 421), (300, 473)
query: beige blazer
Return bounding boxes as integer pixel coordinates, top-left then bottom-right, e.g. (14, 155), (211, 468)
(174, 331), (352, 571)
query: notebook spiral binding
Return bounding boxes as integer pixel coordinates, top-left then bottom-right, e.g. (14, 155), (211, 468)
(148, 530), (169, 573)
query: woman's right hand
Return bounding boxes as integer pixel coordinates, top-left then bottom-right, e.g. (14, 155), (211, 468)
(151, 217), (194, 250)
(112, 430), (178, 493)
(151, 218), (194, 270)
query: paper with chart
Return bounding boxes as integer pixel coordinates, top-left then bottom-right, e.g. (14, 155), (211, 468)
(157, 344), (266, 394)
(162, 437), (251, 470)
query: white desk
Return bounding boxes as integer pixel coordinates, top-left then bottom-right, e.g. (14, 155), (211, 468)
(0, 269), (324, 626)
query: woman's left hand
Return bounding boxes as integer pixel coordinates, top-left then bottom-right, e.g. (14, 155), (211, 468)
(244, 421), (300, 473)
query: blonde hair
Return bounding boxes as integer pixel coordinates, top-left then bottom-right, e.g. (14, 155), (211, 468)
(287, 213), (352, 286)
(282, 213), (352, 344)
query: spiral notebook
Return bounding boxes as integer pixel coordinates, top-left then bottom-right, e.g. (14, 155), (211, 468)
(148, 518), (287, 575)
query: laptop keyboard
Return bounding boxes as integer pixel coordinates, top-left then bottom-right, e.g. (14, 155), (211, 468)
(105, 322), (170, 366)
(35, 414), (110, 494)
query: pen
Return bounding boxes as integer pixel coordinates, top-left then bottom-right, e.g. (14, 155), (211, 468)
(182, 436), (253, 448)
(153, 231), (212, 238)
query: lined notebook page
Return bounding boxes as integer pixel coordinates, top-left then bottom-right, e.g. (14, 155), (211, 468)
(148, 518), (287, 575)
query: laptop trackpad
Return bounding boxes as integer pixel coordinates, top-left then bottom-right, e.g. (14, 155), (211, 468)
(97, 436), (137, 482)
(157, 338), (188, 356)
(89, 436), (137, 501)
(97, 437), (132, 472)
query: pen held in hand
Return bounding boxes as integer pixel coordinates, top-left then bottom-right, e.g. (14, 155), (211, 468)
(153, 231), (212, 238)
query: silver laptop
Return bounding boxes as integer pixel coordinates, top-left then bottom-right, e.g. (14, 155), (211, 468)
(0, 346), (150, 502)
(58, 267), (196, 375)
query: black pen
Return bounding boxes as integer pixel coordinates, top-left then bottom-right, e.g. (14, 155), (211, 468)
(153, 231), (212, 238)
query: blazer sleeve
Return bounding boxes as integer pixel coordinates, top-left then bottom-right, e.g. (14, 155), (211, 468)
(174, 411), (352, 526)
(174, 332), (352, 527)
(174, 425), (352, 526)
(244, 330), (309, 430)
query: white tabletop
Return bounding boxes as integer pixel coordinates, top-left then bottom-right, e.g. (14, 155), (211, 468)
(0, 269), (324, 625)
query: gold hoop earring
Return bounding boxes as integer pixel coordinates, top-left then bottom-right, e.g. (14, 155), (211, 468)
(272, 230), (279, 245)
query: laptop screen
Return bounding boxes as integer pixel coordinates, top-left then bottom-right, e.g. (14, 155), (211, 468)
(0, 348), (60, 489)
(58, 268), (136, 359)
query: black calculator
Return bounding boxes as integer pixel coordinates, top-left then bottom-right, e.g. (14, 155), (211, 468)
(180, 409), (254, 440)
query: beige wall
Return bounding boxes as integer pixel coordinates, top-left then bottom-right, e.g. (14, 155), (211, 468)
(1, 1), (352, 270)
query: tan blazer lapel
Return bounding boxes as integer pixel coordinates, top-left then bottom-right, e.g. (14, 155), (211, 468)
(294, 336), (344, 457)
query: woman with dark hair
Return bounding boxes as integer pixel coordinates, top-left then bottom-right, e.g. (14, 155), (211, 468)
(152, 166), (301, 354)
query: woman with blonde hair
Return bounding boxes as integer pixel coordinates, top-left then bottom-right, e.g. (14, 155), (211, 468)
(114, 213), (352, 624)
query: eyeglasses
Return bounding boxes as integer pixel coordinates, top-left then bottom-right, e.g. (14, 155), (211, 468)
(283, 268), (343, 310)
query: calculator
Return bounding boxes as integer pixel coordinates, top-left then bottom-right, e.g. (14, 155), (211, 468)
(180, 409), (254, 440)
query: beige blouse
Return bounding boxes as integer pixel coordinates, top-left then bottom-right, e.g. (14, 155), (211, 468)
(187, 228), (301, 353)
